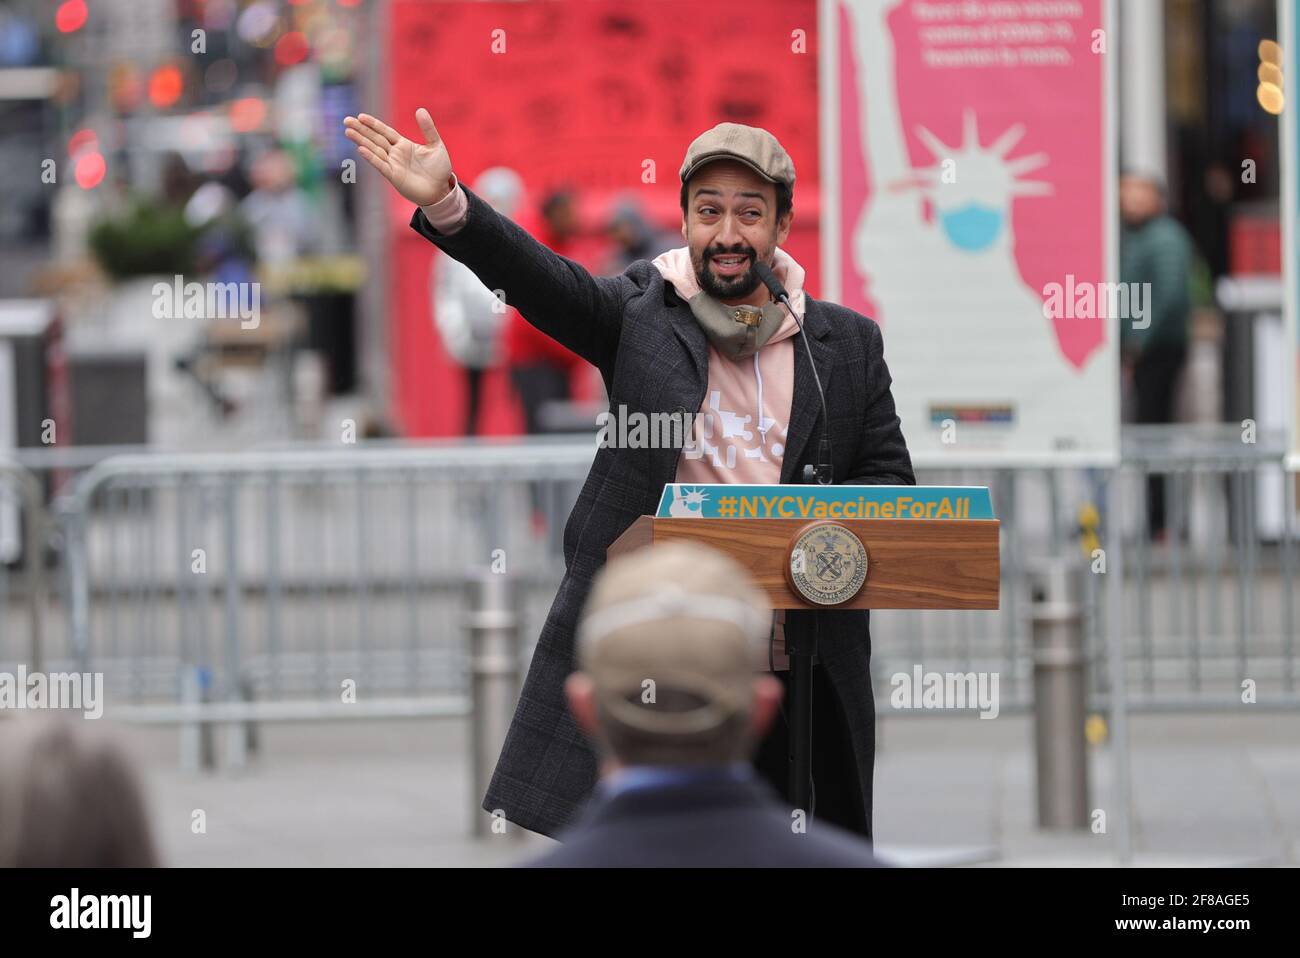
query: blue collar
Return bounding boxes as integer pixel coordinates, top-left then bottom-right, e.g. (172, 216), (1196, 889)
(599, 762), (756, 800)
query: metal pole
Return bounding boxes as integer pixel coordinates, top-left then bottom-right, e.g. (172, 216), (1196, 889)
(177, 476), (195, 770)
(1105, 469), (1134, 861)
(179, 665), (216, 773)
(16, 467), (45, 674)
(241, 673), (260, 757)
(223, 478), (246, 769)
(179, 666), (199, 773)
(65, 499), (91, 675)
(467, 568), (521, 838)
(1119, 0), (1167, 177)
(1029, 557), (1088, 828)
(1284, 472), (1296, 693)
(266, 473), (283, 698)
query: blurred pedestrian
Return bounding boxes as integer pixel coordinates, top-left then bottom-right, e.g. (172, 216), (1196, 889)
(504, 188), (585, 438)
(240, 148), (315, 267)
(602, 198), (676, 275)
(0, 715), (159, 867)
(160, 151), (198, 210)
(186, 177), (256, 288)
(503, 187), (589, 538)
(433, 167), (524, 435)
(523, 542), (883, 867)
(1120, 170), (1196, 540)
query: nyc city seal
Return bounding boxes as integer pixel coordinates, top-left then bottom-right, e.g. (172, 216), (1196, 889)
(785, 521), (869, 606)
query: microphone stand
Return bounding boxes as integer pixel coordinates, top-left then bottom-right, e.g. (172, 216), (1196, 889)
(753, 261), (831, 824)
(753, 262), (832, 486)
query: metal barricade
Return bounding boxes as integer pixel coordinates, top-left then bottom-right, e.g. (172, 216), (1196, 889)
(1108, 425), (1299, 709)
(869, 427), (1300, 714)
(0, 461), (46, 675)
(54, 441), (593, 725)
(4, 430), (1294, 734)
(7, 428), (1294, 853)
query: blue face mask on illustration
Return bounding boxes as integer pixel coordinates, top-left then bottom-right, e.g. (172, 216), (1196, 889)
(938, 204), (1004, 251)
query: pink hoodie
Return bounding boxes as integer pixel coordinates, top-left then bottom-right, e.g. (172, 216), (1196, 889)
(652, 246), (807, 671)
(650, 246), (806, 486)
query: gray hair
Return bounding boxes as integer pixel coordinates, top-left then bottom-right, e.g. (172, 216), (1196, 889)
(0, 715), (159, 867)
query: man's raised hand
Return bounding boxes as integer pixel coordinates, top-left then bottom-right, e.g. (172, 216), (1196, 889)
(343, 108), (453, 207)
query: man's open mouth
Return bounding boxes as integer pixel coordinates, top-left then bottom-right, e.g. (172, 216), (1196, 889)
(710, 253), (751, 276)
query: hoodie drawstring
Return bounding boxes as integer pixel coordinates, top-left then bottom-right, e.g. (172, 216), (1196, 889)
(753, 353), (768, 444)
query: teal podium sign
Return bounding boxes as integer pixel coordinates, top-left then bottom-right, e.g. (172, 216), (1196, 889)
(655, 484), (995, 521)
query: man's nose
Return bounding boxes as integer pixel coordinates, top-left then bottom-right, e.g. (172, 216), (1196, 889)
(716, 213), (744, 247)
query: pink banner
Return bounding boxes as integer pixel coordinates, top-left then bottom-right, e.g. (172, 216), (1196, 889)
(827, 0), (1116, 461)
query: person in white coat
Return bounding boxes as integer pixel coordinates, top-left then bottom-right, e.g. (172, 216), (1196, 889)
(432, 167), (525, 434)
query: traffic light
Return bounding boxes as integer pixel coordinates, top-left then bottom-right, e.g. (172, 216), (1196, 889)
(54, 0), (87, 34)
(1259, 39), (1284, 115)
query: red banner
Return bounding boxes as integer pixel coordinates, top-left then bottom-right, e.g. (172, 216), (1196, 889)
(387, 0), (820, 436)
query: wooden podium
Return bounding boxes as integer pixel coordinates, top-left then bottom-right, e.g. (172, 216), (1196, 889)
(608, 511), (1000, 818)
(611, 516), (999, 611)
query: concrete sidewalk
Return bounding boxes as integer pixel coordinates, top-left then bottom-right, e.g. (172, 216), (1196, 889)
(873, 711), (1297, 867)
(113, 712), (1299, 867)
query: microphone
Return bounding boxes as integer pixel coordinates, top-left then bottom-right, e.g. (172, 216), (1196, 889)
(754, 260), (833, 485)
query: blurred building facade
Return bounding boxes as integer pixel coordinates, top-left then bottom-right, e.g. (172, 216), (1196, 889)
(0, 0), (1289, 442)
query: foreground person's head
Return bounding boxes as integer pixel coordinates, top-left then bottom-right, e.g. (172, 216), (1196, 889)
(0, 715), (159, 867)
(566, 542), (782, 773)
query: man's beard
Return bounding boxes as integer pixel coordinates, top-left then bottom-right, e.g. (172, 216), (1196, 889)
(692, 244), (763, 300)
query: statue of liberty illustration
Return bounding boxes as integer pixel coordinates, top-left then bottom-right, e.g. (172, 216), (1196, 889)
(667, 486), (708, 518)
(846, 0), (1108, 451)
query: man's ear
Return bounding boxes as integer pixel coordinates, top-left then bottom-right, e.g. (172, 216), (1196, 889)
(775, 208), (793, 248)
(566, 672), (598, 738)
(749, 674), (784, 741)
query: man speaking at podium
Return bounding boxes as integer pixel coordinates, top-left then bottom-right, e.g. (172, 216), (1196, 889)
(345, 109), (915, 841)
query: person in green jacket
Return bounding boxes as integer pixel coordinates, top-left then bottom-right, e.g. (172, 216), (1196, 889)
(1120, 171), (1196, 540)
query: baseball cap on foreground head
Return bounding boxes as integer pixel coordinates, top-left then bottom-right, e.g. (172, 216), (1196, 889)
(574, 541), (775, 767)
